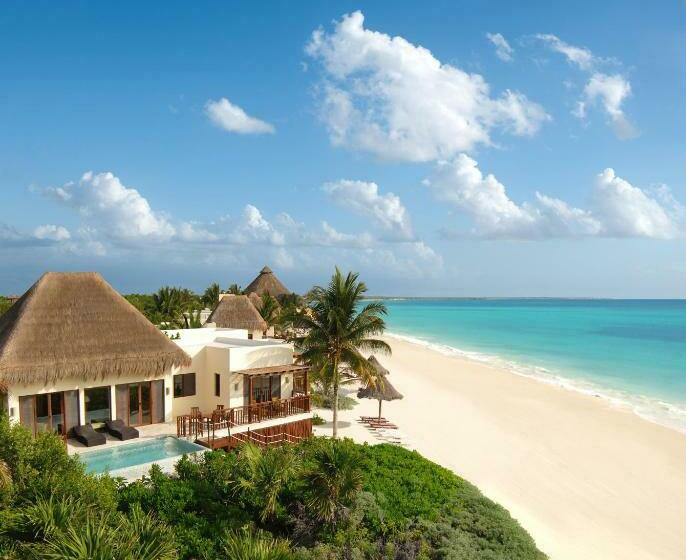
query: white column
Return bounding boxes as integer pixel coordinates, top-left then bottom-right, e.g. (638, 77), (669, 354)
(6, 391), (19, 425)
(109, 385), (117, 420)
(78, 388), (86, 425)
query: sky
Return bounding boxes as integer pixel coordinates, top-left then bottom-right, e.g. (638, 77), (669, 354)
(1, 1), (684, 297)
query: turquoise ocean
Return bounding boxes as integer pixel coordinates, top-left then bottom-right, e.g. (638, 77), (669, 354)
(379, 299), (686, 433)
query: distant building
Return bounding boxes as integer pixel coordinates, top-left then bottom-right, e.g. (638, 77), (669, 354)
(244, 266), (290, 298)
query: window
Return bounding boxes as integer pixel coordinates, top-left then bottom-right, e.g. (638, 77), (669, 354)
(84, 386), (111, 425)
(214, 373), (221, 397)
(173, 373), (196, 398)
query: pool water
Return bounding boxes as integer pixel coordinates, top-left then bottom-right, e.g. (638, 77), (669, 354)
(79, 436), (205, 474)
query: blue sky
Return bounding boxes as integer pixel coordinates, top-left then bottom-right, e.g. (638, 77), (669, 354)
(1, 1), (684, 297)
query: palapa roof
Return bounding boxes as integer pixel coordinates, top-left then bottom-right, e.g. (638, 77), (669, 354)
(248, 291), (263, 310)
(357, 376), (403, 402)
(208, 295), (267, 331)
(0, 272), (191, 389)
(368, 355), (390, 376)
(244, 266), (290, 298)
(248, 291), (280, 312)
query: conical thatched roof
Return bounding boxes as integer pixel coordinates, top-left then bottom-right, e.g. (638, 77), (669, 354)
(208, 295), (267, 331)
(244, 266), (290, 298)
(0, 272), (191, 389)
(357, 376), (403, 402)
(368, 355), (390, 376)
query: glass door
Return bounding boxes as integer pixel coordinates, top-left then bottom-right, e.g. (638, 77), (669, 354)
(129, 383), (140, 426)
(127, 382), (153, 426)
(19, 392), (67, 436)
(140, 382), (151, 424)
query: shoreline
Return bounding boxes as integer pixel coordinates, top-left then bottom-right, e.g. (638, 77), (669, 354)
(314, 334), (686, 560)
(385, 330), (686, 435)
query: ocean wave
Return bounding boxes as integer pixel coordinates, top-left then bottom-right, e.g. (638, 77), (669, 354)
(386, 331), (686, 435)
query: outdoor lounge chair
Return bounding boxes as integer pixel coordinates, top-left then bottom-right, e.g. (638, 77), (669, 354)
(105, 419), (139, 441)
(73, 424), (106, 447)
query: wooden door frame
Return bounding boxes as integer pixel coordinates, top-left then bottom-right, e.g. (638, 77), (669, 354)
(21, 391), (67, 436)
(119, 381), (162, 426)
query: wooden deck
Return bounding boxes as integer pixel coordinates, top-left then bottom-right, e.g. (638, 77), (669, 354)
(198, 418), (313, 450)
(176, 395), (312, 449)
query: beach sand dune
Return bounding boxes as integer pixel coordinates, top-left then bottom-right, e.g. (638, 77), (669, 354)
(314, 335), (686, 560)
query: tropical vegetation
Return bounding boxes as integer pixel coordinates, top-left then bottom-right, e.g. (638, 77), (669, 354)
(0, 297), (13, 318)
(294, 269), (390, 437)
(0, 415), (545, 559)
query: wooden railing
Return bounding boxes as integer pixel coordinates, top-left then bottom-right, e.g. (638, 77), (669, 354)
(229, 395), (310, 426)
(176, 395), (310, 439)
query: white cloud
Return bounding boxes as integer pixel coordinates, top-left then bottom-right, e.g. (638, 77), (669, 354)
(306, 11), (548, 162)
(229, 205), (286, 246)
(592, 168), (680, 238)
(486, 32), (514, 62)
(46, 171), (214, 243)
(535, 34), (635, 139)
(205, 98), (275, 135)
(323, 179), (413, 239)
(33, 224), (71, 241)
(426, 155), (681, 240)
(535, 34), (597, 70)
(48, 171), (176, 242)
(581, 73), (636, 139)
(33, 170), (444, 278)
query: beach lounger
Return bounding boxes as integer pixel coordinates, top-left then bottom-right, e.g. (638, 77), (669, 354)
(105, 419), (139, 441)
(73, 424), (106, 447)
(359, 416), (387, 423)
(368, 421), (398, 429)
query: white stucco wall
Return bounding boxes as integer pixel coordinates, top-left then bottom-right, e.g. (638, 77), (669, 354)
(5, 371), (173, 426)
(4, 328), (297, 429)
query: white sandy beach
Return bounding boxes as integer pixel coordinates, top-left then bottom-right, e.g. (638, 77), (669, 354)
(313, 335), (686, 560)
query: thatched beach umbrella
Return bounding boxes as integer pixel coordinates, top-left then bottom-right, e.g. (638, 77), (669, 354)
(357, 356), (403, 420)
(368, 354), (390, 377)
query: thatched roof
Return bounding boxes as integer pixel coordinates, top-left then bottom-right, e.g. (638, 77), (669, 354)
(368, 355), (390, 376)
(244, 266), (290, 298)
(208, 295), (267, 331)
(0, 272), (191, 389)
(357, 376), (403, 402)
(248, 291), (263, 310)
(248, 291), (280, 312)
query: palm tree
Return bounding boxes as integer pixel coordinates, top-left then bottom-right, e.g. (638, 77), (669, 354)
(202, 282), (221, 309)
(295, 269), (390, 437)
(151, 287), (184, 327)
(0, 459), (11, 491)
(227, 283), (243, 295)
(234, 443), (299, 523)
(302, 439), (363, 525)
(259, 294), (280, 329)
(220, 527), (292, 560)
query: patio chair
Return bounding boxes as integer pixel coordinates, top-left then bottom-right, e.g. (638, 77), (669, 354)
(73, 424), (106, 447)
(105, 419), (139, 441)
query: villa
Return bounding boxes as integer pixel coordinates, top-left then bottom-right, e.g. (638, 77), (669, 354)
(0, 271), (311, 468)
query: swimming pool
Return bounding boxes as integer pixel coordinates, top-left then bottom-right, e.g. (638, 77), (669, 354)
(79, 436), (206, 474)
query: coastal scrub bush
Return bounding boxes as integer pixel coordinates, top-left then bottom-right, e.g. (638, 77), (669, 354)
(0, 419), (545, 560)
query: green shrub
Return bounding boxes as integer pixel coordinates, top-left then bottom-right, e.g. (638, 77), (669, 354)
(0, 422), (545, 560)
(311, 392), (358, 411)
